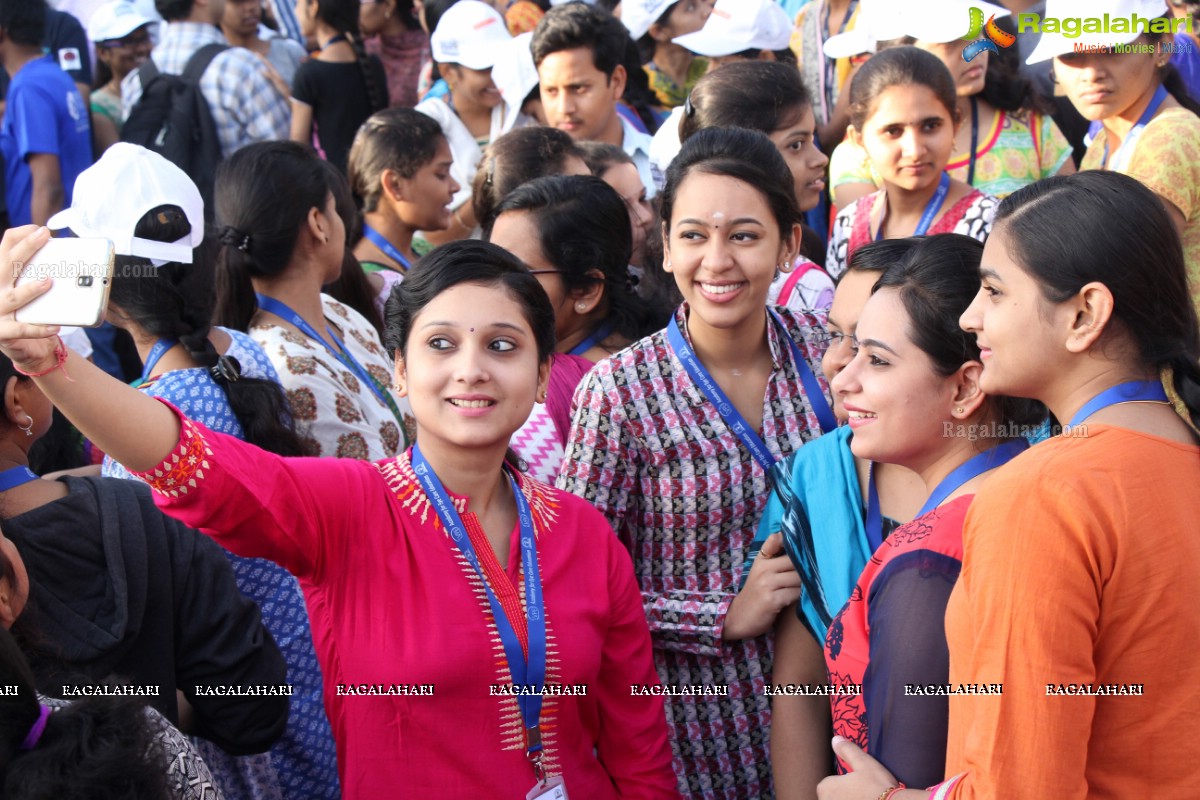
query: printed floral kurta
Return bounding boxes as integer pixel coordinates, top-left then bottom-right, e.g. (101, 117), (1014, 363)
(250, 294), (412, 459)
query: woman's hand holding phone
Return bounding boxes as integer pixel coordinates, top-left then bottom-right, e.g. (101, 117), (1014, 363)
(0, 225), (67, 373)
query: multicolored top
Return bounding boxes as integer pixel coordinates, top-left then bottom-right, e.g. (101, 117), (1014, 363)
(556, 304), (831, 799)
(826, 496), (971, 791)
(250, 294), (413, 460)
(826, 188), (998, 279)
(828, 108), (1072, 199)
(1080, 107), (1200, 314)
(101, 328), (341, 800)
(644, 57), (708, 110)
(133, 405), (680, 800)
(792, 0), (862, 125)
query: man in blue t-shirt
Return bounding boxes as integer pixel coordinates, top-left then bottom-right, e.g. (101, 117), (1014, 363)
(0, 0), (92, 226)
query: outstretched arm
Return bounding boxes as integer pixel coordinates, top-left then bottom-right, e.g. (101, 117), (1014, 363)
(0, 226), (182, 472)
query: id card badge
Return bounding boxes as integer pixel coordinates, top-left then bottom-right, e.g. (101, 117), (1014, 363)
(526, 777), (568, 800)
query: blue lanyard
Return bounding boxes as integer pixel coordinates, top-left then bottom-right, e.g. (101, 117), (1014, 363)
(255, 293), (396, 412)
(1102, 85), (1167, 172)
(666, 310), (837, 475)
(409, 444), (547, 766)
(876, 172), (951, 241)
(567, 322), (615, 357)
(361, 224), (412, 272)
(0, 465), (39, 492)
(915, 439), (1029, 519)
(139, 338), (177, 385)
(966, 97), (978, 188)
(1067, 380), (1168, 429)
(864, 462), (883, 551)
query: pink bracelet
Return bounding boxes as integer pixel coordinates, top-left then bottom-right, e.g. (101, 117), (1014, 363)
(878, 784), (907, 800)
(13, 335), (73, 381)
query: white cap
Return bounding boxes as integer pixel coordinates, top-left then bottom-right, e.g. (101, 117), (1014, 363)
(87, 0), (157, 43)
(621, 0), (678, 41)
(824, 0), (1011, 59)
(1025, 0), (1168, 63)
(430, 0), (512, 70)
(48, 144), (204, 264)
(492, 33), (539, 132)
(672, 0), (792, 57)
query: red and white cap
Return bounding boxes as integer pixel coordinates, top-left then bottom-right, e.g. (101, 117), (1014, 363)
(430, 0), (513, 70)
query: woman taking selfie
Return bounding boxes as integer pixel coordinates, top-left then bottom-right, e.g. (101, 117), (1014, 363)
(0, 232), (679, 800)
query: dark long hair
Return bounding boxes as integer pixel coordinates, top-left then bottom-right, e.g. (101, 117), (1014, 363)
(472, 126), (585, 236)
(383, 239), (556, 362)
(313, 0), (388, 112)
(993, 171), (1200, 429)
(214, 141), (334, 332)
(0, 627), (170, 799)
(873, 234), (1045, 428)
(318, 159), (387, 336)
(491, 175), (670, 342)
(106, 208), (307, 458)
(678, 60), (811, 142)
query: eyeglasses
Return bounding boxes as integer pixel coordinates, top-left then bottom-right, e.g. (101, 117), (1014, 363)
(812, 330), (852, 348)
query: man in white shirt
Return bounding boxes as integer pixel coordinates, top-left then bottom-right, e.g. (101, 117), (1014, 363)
(532, 2), (656, 197)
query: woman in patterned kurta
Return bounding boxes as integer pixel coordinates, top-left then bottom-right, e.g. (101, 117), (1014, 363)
(558, 128), (832, 799)
(0, 236), (680, 800)
(213, 142), (414, 461)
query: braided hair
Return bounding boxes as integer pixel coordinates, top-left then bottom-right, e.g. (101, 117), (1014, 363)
(313, 0), (389, 112)
(108, 205), (307, 458)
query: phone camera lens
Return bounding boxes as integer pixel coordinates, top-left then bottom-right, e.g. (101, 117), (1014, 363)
(77, 276), (93, 287)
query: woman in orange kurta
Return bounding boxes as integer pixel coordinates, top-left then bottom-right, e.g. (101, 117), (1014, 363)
(814, 175), (1200, 800)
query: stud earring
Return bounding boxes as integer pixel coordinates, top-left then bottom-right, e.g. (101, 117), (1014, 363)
(18, 414), (33, 436)
(955, 406), (964, 415)
(575, 302), (587, 313)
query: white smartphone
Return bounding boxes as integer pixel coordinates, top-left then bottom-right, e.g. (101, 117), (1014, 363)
(13, 237), (115, 328)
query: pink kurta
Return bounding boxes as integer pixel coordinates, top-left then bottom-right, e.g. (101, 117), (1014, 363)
(136, 403), (679, 800)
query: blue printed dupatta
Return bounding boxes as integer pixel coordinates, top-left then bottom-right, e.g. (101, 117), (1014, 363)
(757, 426), (876, 642)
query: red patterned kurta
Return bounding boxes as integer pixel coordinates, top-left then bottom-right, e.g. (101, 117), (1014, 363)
(826, 189), (998, 279)
(557, 305), (831, 799)
(135, 405), (679, 800)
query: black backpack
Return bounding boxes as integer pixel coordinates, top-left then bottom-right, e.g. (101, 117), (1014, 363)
(121, 43), (228, 221)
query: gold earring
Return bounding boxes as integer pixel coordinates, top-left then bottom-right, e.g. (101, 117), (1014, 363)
(955, 406), (964, 415)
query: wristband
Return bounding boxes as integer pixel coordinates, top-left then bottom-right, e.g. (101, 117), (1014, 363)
(878, 784), (906, 800)
(12, 335), (73, 381)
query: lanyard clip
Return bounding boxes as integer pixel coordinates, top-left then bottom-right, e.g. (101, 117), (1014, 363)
(526, 726), (545, 784)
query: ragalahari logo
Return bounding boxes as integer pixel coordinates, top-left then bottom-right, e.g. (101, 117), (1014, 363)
(961, 7), (1016, 62)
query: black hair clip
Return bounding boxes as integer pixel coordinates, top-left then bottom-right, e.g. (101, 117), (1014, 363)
(211, 355), (242, 384)
(219, 225), (252, 253)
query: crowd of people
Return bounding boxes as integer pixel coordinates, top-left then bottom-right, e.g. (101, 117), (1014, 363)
(0, 0), (1198, 798)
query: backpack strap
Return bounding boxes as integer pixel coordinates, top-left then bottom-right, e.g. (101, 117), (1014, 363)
(182, 43), (228, 83)
(136, 56), (160, 87)
(777, 261), (818, 307)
